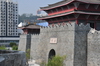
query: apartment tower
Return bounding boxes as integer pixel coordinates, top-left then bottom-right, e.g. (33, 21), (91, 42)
(0, 0), (19, 46)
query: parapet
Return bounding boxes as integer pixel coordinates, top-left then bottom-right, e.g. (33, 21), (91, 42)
(31, 34), (40, 40)
(75, 23), (91, 31)
(40, 22), (91, 32)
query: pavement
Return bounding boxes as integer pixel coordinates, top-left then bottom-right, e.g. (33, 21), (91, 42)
(28, 60), (40, 66)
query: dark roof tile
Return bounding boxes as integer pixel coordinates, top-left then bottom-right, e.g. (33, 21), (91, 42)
(40, 0), (100, 10)
(19, 24), (40, 29)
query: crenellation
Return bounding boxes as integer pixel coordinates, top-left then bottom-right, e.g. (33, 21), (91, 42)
(32, 34), (40, 36)
(88, 28), (100, 66)
(75, 23), (91, 31)
(89, 29), (98, 34)
(31, 34), (40, 39)
(41, 22), (91, 33)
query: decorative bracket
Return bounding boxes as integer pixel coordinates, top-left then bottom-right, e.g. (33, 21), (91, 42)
(74, 14), (80, 19)
(94, 5), (99, 9)
(95, 16), (99, 20)
(85, 4), (90, 9)
(73, 2), (80, 8)
(67, 5), (70, 9)
(86, 15), (90, 19)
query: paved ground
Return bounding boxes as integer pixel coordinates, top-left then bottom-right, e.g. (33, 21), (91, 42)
(28, 60), (40, 66)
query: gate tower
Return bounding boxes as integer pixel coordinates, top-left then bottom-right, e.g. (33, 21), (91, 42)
(38, 0), (100, 30)
(19, 0), (100, 66)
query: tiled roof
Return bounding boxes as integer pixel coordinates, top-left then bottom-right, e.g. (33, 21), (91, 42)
(40, 0), (72, 10)
(38, 11), (100, 20)
(40, 0), (100, 10)
(19, 24), (40, 29)
(78, 0), (100, 4)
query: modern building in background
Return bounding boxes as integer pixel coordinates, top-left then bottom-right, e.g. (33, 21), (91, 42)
(0, 0), (19, 46)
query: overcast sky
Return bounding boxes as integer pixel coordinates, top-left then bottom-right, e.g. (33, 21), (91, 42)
(13, 0), (62, 15)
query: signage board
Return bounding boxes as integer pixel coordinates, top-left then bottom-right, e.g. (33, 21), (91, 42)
(50, 38), (57, 43)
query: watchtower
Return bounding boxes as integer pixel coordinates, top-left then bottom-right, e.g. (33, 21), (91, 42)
(38, 0), (100, 30)
(37, 0), (100, 66)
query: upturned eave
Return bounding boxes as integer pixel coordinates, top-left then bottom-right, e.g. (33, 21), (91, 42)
(41, 0), (100, 10)
(38, 11), (100, 20)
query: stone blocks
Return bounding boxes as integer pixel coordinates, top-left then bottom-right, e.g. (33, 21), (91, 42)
(0, 50), (27, 66)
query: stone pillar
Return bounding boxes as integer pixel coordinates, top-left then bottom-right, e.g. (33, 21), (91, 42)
(74, 23), (90, 66)
(18, 34), (31, 52)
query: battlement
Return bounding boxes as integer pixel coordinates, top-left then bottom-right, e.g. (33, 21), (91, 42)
(75, 23), (91, 31)
(41, 22), (74, 28)
(89, 29), (100, 34)
(40, 22), (91, 32)
(88, 29), (100, 40)
(31, 34), (40, 36)
(31, 34), (40, 39)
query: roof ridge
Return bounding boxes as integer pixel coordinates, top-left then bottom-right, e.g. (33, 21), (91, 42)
(40, 0), (100, 10)
(40, 0), (73, 9)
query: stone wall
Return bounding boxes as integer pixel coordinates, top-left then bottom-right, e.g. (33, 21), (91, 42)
(18, 34), (31, 52)
(30, 34), (40, 60)
(30, 22), (91, 66)
(0, 50), (26, 66)
(87, 29), (100, 66)
(74, 23), (90, 66)
(31, 22), (76, 65)
(19, 22), (100, 66)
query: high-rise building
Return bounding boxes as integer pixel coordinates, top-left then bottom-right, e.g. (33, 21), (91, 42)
(0, 0), (19, 46)
(0, 0), (18, 36)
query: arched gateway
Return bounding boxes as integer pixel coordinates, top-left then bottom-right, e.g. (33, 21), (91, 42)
(48, 49), (56, 59)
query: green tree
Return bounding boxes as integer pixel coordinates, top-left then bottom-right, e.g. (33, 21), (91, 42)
(19, 13), (40, 23)
(9, 42), (17, 47)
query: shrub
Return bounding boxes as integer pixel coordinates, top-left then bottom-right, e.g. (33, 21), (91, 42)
(46, 55), (66, 66)
(9, 42), (17, 47)
(12, 45), (18, 50)
(26, 49), (30, 60)
(40, 61), (46, 66)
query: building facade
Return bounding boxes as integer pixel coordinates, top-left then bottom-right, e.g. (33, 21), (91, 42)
(0, 0), (19, 46)
(19, 0), (100, 66)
